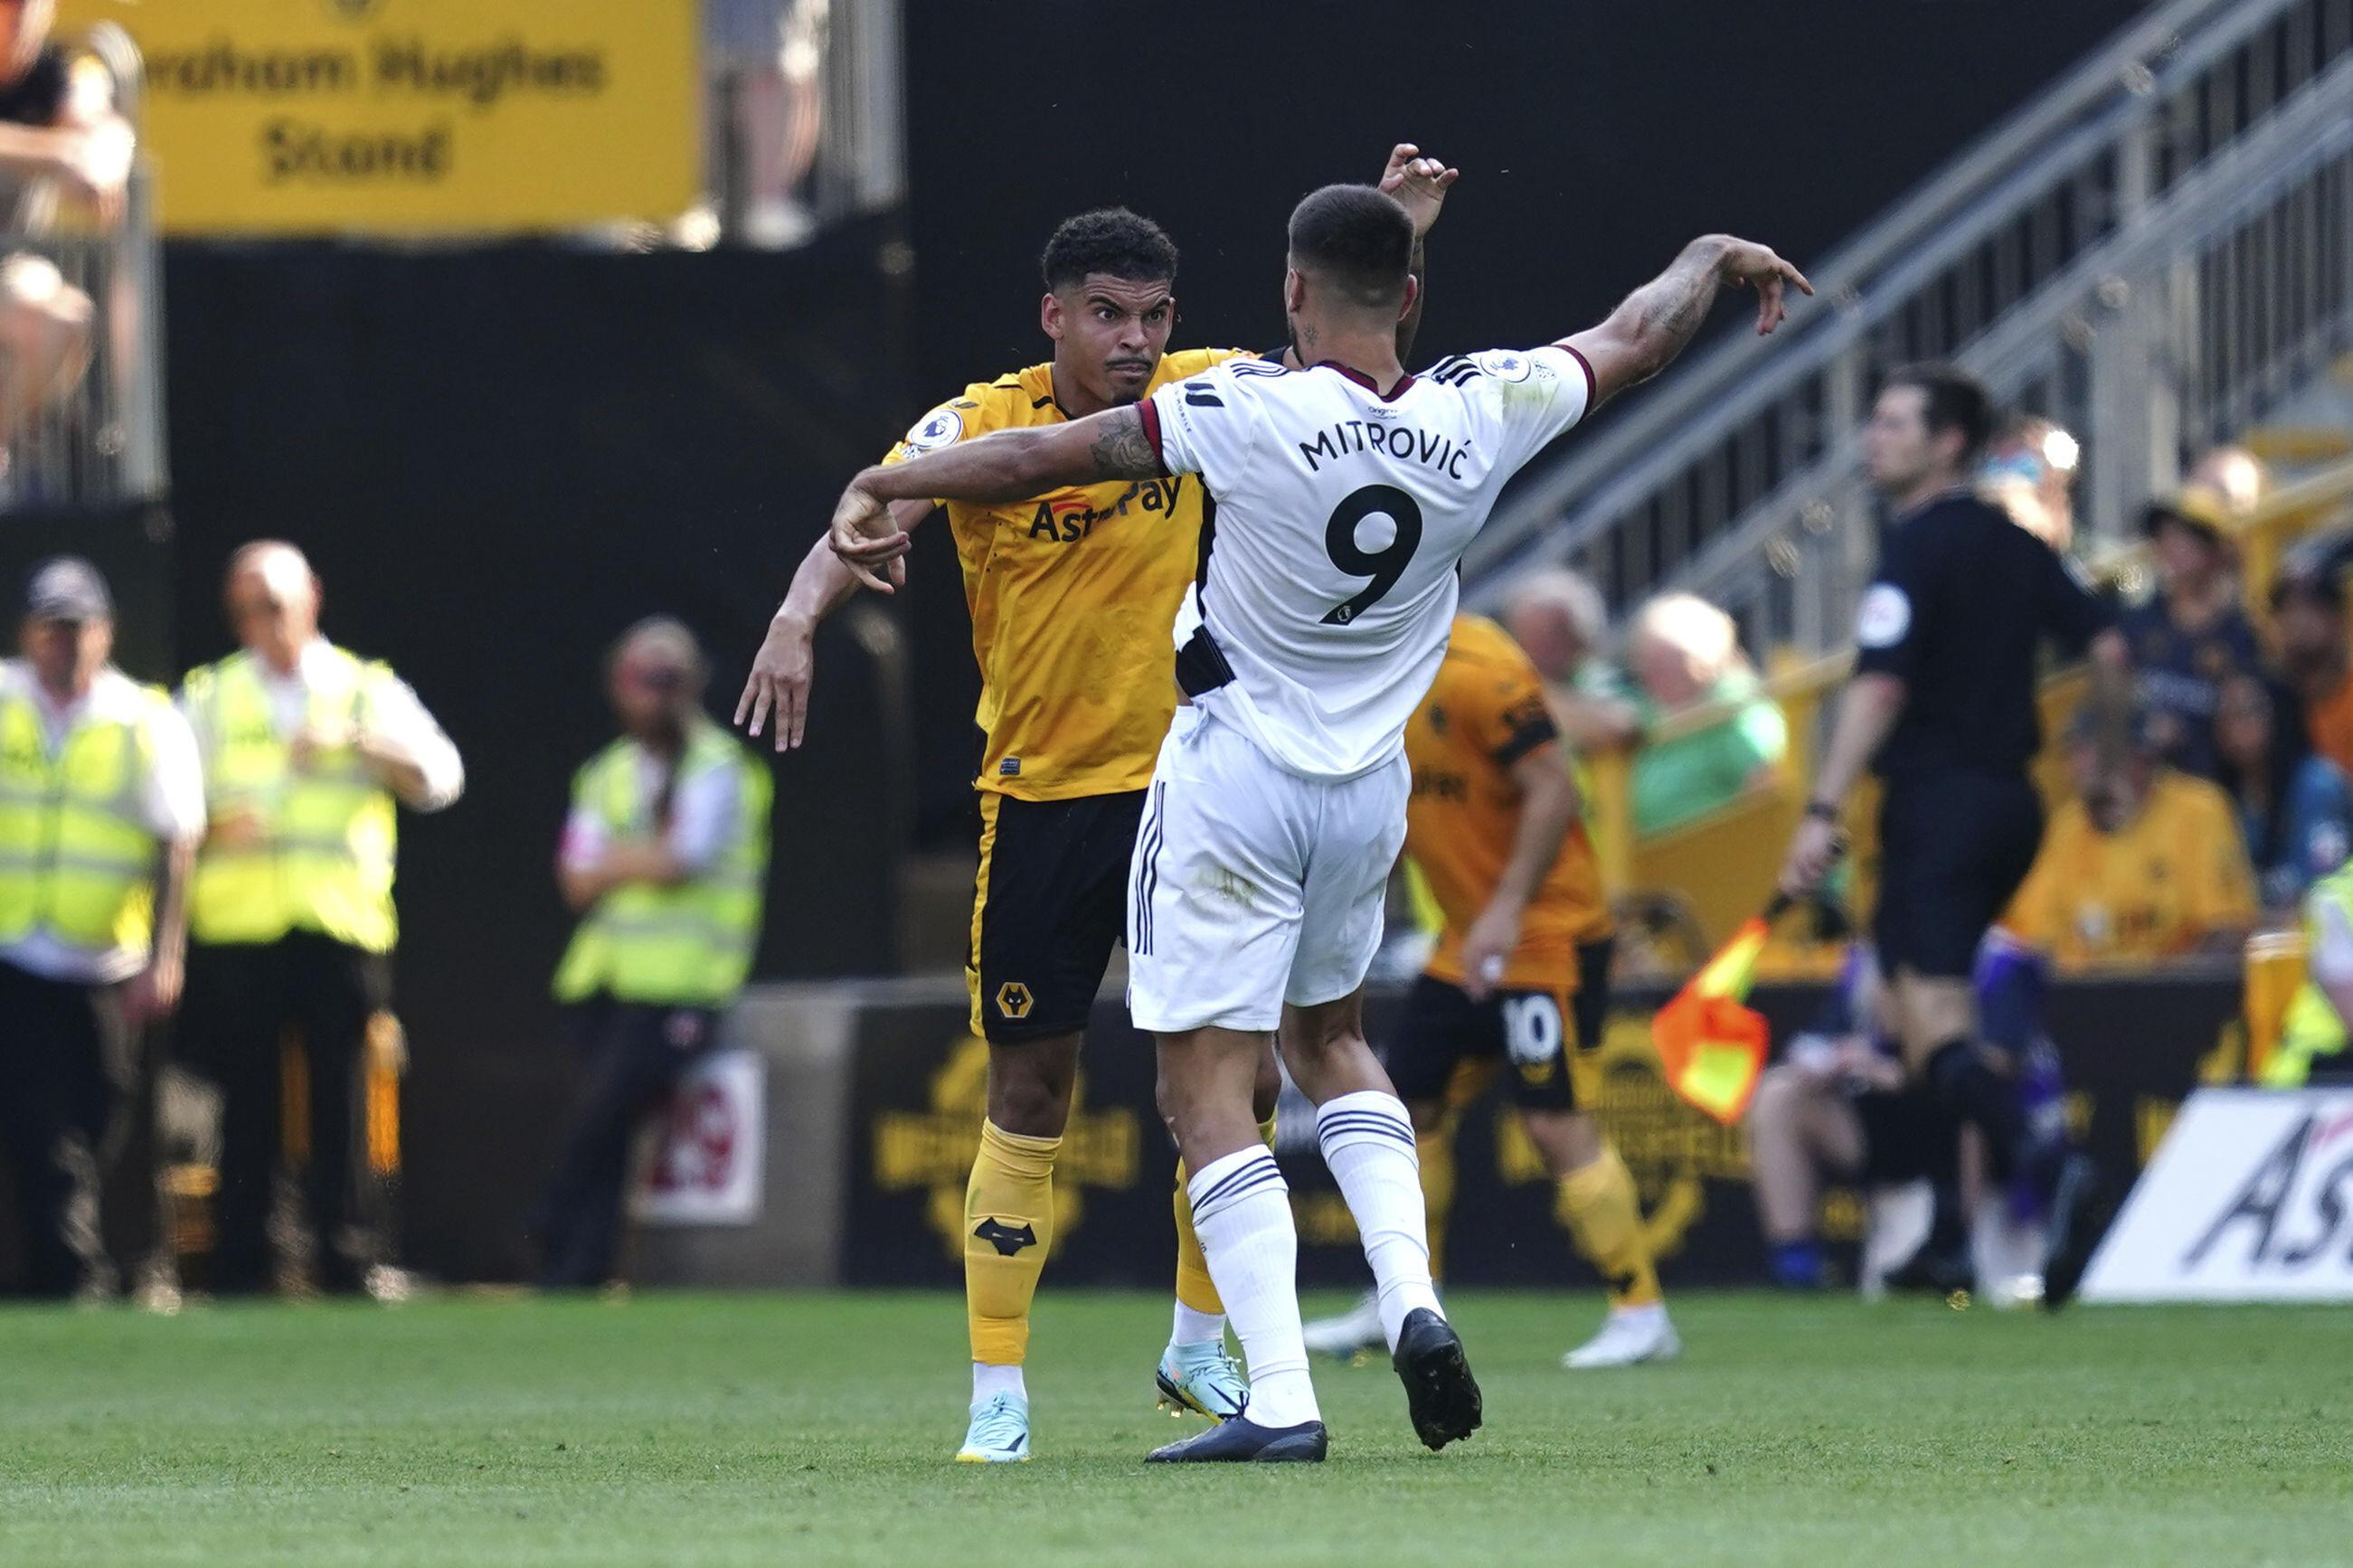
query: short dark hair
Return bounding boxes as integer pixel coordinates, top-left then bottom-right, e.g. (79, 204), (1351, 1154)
(1884, 362), (1996, 465)
(1040, 208), (1179, 293)
(1287, 184), (1413, 310)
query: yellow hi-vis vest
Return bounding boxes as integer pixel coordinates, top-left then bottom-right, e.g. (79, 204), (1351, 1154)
(552, 720), (770, 1007)
(0, 672), (166, 969)
(183, 647), (401, 954)
(2271, 864), (2353, 1087)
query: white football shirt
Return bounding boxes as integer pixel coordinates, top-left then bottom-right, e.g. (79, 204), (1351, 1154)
(1142, 346), (1592, 779)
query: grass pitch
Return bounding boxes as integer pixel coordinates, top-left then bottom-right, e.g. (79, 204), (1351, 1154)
(1, 1289), (2345, 1567)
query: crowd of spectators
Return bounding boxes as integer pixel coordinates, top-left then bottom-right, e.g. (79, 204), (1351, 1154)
(1507, 420), (2353, 975)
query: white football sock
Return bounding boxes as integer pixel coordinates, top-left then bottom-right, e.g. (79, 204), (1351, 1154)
(1186, 1145), (1318, 1428)
(1171, 1300), (1226, 1347)
(1316, 1091), (1442, 1350)
(971, 1362), (1025, 1403)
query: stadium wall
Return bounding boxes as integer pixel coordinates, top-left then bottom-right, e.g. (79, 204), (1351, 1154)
(640, 969), (2239, 1291)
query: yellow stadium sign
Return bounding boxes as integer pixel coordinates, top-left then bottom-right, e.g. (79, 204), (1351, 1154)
(58, 0), (697, 235)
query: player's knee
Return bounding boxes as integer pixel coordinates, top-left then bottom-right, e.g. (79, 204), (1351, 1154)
(986, 1036), (1078, 1138)
(1519, 1108), (1601, 1174)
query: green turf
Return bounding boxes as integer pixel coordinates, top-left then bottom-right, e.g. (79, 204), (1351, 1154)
(1, 1289), (2345, 1567)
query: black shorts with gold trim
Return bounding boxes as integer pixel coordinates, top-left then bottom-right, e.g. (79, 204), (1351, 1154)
(1387, 939), (1615, 1113)
(969, 789), (1147, 1043)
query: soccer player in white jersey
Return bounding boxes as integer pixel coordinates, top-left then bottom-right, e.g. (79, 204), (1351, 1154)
(828, 185), (1809, 1462)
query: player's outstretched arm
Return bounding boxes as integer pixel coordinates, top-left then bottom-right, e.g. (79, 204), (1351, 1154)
(736, 496), (931, 751)
(1563, 235), (1811, 409)
(828, 410), (1163, 590)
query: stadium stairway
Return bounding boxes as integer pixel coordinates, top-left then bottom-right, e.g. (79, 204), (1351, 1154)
(1464, 0), (2353, 654)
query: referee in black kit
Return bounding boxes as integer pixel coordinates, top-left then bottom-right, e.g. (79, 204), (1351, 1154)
(1779, 364), (2127, 1308)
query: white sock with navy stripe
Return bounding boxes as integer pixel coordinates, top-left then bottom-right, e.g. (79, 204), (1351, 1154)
(1185, 1145), (1318, 1429)
(1316, 1091), (1442, 1351)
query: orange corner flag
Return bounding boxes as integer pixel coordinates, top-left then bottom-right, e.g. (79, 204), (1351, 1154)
(1650, 910), (1777, 1125)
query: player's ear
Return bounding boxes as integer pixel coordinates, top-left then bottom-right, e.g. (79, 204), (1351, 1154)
(1397, 273), (1420, 323)
(1040, 290), (1063, 342)
(1282, 268), (1305, 316)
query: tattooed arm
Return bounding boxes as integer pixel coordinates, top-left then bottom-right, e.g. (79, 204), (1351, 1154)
(827, 406), (1162, 590)
(1562, 235), (1812, 409)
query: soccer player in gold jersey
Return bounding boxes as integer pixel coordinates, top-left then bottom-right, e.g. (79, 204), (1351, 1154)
(1304, 613), (1679, 1367)
(737, 145), (1456, 1462)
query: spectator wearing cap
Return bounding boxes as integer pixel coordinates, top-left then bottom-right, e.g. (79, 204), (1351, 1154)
(1499, 567), (1641, 754)
(534, 619), (770, 1289)
(2000, 701), (2257, 970)
(175, 542), (463, 1297)
(2270, 541), (2353, 782)
(0, 557), (200, 1298)
(2212, 670), (2353, 914)
(2119, 484), (2263, 782)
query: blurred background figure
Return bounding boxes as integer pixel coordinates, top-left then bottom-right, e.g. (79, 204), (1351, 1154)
(1746, 946), (1941, 1294)
(2269, 540), (2353, 782)
(176, 543), (463, 1297)
(1748, 941), (2061, 1305)
(0, 252), (86, 444)
(0, 0), (130, 475)
(1978, 412), (2080, 552)
(1498, 567), (1641, 754)
(1625, 591), (1787, 836)
(535, 619), (770, 1289)
(2001, 703), (2256, 969)
(2212, 671), (2352, 916)
(0, 0), (132, 226)
(0, 557), (198, 1299)
(2265, 852), (2353, 1090)
(2121, 480), (2263, 782)
(2186, 443), (2269, 517)
(699, 0), (828, 248)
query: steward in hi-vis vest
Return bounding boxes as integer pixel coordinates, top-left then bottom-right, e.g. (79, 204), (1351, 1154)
(535, 619), (769, 1289)
(177, 542), (463, 1298)
(2271, 861), (2353, 1087)
(0, 557), (202, 1299)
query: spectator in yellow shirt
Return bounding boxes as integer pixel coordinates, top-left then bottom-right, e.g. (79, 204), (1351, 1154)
(2003, 704), (2257, 968)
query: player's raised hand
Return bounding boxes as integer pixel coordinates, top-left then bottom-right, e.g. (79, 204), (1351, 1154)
(1378, 143), (1459, 238)
(1715, 239), (1813, 335)
(827, 482), (911, 594)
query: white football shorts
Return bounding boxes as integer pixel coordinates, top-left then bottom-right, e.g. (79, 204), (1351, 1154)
(1127, 705), (1407, 1034)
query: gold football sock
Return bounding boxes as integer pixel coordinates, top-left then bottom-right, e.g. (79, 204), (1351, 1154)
(1557, 1147), (1662, 1309)
(1173, 1118), (1281, 1318)
(966, 1119), (1060, 1365)
(1416, 1117), (1456, 1284)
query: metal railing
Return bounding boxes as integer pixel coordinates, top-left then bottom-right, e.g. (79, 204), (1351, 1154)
(1465, 0), (2353, 655)
(1, 22), (168, 515)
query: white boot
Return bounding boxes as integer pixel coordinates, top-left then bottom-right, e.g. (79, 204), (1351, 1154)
(1300, 1289), (1386, 1358)
(1563, 1304), (1680, 1369)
